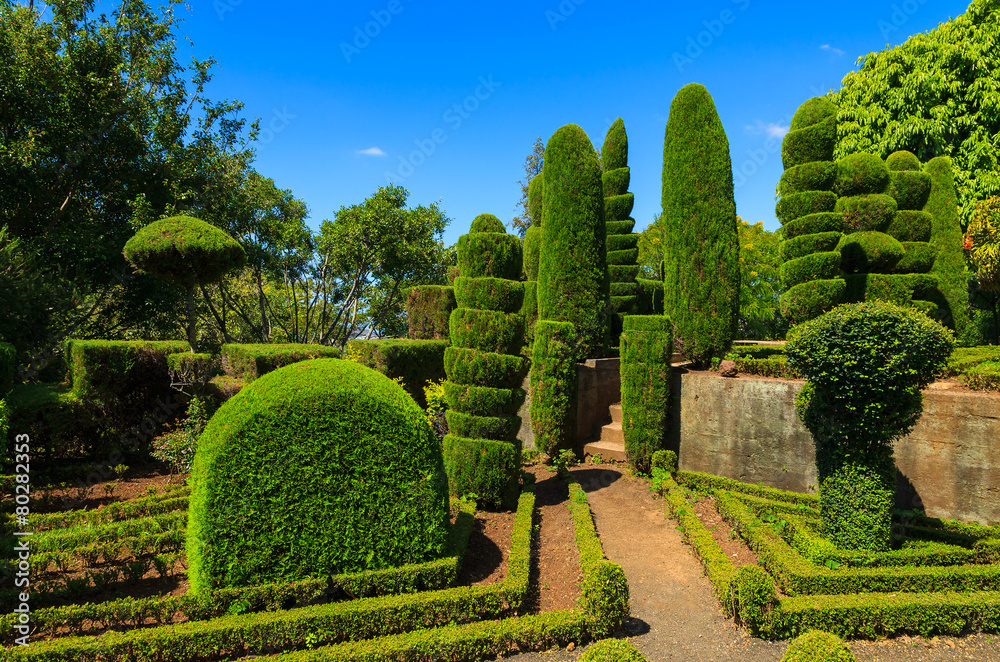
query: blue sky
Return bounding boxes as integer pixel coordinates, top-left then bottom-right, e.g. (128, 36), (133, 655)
(164, 0), (970, 246)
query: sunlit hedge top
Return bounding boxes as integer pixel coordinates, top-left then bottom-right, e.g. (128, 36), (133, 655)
(123, 215), (246, 286)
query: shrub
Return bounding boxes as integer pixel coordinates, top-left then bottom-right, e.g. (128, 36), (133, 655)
(186, 359), (450, 592)
(221, 343), (342, 382)
(651, 449), (677, 473)
(778, 161), (836, 197)
(528, 172), (544, 228)
(888, 170), (932, 211)
(662, 83), (739, 366)
(4, 384), (94, 459)
(605, 219), (635, 235)
(523, 226), (543, 281)
(837, 232), (905, 274)
(151, 395), (214, 474)
(785, 302), (954, 551)
(344, 339), (447, 408)
(836, 194), (898, 232)
(579, 639), (647, 662)
(530, 320), (577, 456)
(442, 434), (520, 506)
(444, 410), (520, 441)
(635, 278), (665, 315)
(521, 280), (538, 349)
(781, 631), (857, 662)
(783, 212), (844, 240)
(924, 156), (969, 337)
(779, 279), (846, 326)
(892, 242), (938, 274)
(469, 213), (505, 233)
(442, 382), (525, 418)
(0, 341), (14, 397)
(456, 233), (521, 280)
(539, 124), (610, 360)
(167, 352), (214, 396)
(967, 195), (1000, 292)
(782, 115), (837, 169)
(607, 233), (639, 252)
(405, 286), (456, 340)
(620, 316), (672, 474)
(776, 191), (838, 227)
(453, 277), (524, 313)
(448, 309), (524, 356)
(602, 168), (630, 197)
(834, 153), (890, 197)
(885, 210), (933, 242)
(730, 565), (776, 634)
(780, 252), (841, 288)
(444, 347), (528, 389)
(780, 232), (842, 263)
(789, 96), (838, 132)
(886, 150), (921, 172)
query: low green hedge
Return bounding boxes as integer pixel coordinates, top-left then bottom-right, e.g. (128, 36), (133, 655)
(221, 343), (342, 382)
(780, 252), (841, 289)
(579, 638), (648, 661)
(837, 231), (905, 274)
(677, 471), (819, 506)
(406, 286), (457, 341)
(780, 630), (856, 662)
(776, 191), (838, 226)
(779, 279), (845, 326)
(725, 355), (801, 379)
(444, 410), (519, 442)
(453, 277), (524, 313)
(778, 161), (836, 197)
(456, 233), (522, 280)
(782, 212), (843, 240)
(836, 194), (898, 233)
(448, 309), (524, 356)
(834, 153), (889, 197)
(443, 347), (528, 390)
(529, 321), (577, 456)
(779, 232), (842, 263)
(892, 242), (938, 274)
(442, 435), (520, 508)
(964, 361), (1000, 392)
(885, 210), (933, 243)
(782, 115), (837, 170)
(442, 382), (525, 417)
(346, 339), (448, 407)
(888, 170), (933, 211)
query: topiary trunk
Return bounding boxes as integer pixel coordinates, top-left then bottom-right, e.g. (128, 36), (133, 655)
(186, 284), (199, 354)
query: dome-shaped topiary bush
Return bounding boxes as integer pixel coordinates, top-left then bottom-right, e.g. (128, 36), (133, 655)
(186, 358), (449, 593)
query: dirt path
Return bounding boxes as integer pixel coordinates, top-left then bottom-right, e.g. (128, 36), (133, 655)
(506, 465), (1000, 662)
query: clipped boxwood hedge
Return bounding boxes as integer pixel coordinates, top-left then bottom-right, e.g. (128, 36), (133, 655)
(779, 232), (842, 263)
(782, 115), (837, 169)
(405, 286), (456, 341)
(776, 191), (838, 226)
(221, 343), (342, 382)
(444, 410), (520, 441)
(530, 320), (577, 456)
(620, 316), (672, 474)
(453, 277), (524, 313)
(345, 339), (447, 408)
(579, 639), (647, 661)
(187, 359), (450, 593)
(837, 232), (905, 274)
(456, 233), (522, 280)
(885, 210), (933, 243)
(843, 273), (913, 306)
(442, 382), (525, 418)
(834, 153), (889, 197)
(783, 212), (844, 240)
(886, 150), (921, 172)
(448, 309), (524, 356)
(780, 252), (841, 289)
(892, 242), (939, 274)
(779, 279), (846, 326)
(778, 161), (836, 197)
(442, 434), (520, 511)
(888, 170), (932, 211)
(781, 631), (856, 661)
(609, 264), (641, 283)
(836, 194), (898, 233)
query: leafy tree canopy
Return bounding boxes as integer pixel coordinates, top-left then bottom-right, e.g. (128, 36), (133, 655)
(511, 137), (544, 237)
(737, 219), (784, 340)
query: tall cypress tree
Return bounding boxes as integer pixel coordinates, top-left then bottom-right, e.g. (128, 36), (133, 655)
(661, 83), (739, 365)
(602, 118), (639, 346)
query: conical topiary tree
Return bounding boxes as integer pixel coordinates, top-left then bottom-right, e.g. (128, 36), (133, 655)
(124, 216), (246, 353)
(661, 83), (739, 365)
(602, 118), (640, 347)
(537, 124), (610, 361)
(443, 213), (527, 510)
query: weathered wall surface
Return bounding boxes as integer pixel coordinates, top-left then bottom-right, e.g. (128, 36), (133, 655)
(666, 370), (1000, 526)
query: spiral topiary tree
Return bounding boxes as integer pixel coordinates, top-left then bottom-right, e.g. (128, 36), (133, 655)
(662, 83), (739, 364)
(602, 118), (639, 347)
(786, 302), (953, 552)
(538, 123), (610, 362)
(443, 214), (527, 510)
(124, 216), (246, 353)
(776, 97), (845, 326)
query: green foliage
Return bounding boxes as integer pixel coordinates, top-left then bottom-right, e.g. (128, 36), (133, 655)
(221, 343), (342, 382)
(786, 302), (954, 552)
(885, 210), (933, 242)
(781, 631), (857, 662)
(456, 233), (522, 281)
(780, 252), (841, 289)
(776, 192), (838, 226)
(151, 396), (214, 474)
(778, 161), (836, 197)
(779, 279), (846, 327)
(731, 565), (777, 634)
(635, 278), (665, 316)
(448, 309), (524, 356)
(0, 342), (15, 396)
(782, 115), (837, 169)
(186, 359), (450, 592)
(834, 1), (1000, 230)
(780, 232), (842, 263)
(662, 83), (739, 365)
(422, 379), (448, 440)
(530, 321), (577, 456)
(886, 150), (921, 172)
(924, 156), (970, 337)
(837, 232), (905, 274)
(523, 226), (543, 281)
(405, 286), (456, 341)
(620, 316), (672, 474)
(607, 234), (639, 252)
(521, 280), (538, 349)
(783, 212), (844, 240)
(442, 382), (525, 418)
(579, 639), (647, 662)
(836, 194), (898, 233)
(444, 347), (528, 390)
(539, 124), (610, 361)
(790, 96), (838, 132)
(602, 168), (630, 197)
(651, 449), (677, 473)
(892, 242), (938, 274)
(888, 170), (933, 211)
(738, 219), (784, 340)
(470, 213), (505, 234)
(4, 384), (93, 458)
(444, 410), (519, 441)
(963, 361), (1000, 392)
(512, 138), (545, 237)
(124, 216), (246, 288)
(528, 172), (544, 228)
(442, 434), (520, 511)
(834, 153), (890, 197)
(453, 277), (524, 313)
(968, 195), (1000, 292)
(601, 118), (628, 171)
(344, 339), (448, 409)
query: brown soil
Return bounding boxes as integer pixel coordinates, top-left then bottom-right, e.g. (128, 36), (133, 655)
(691, 494), (759, 568)
(523, 463), (583, 613)
(457, 509), (514, 587)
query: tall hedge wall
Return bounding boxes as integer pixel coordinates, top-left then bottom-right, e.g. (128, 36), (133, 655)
(405, 285), (456, 341)
(443, 216), (526, 509)
(602, 118), (639, 343)
(538, 124), (610, 361)
(662, 83), (739, 365)
(619, 315), (672, 474)
(776, 97), (845, 326)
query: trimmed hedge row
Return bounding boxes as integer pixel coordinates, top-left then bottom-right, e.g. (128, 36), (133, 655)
(529, 321), (577, 456)
(619, 316), (672, 474)
(406, 286), (457, 341)
(221, 343), (342, 382)
(780, 630), (856, 662)
(783, 212), (843, 240)
(346, 339), (448, 408)
(443, 347), (528, 390)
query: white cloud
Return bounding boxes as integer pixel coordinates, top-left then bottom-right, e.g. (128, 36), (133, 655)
(357, 147), (386, 156)
(745, 120), (789, 139)
(820, 44), (845, 56)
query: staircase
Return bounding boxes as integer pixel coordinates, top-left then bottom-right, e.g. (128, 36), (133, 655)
(582, 403), (627, 462)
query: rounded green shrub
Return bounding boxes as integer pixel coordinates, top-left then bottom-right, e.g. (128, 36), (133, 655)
(453, 277), (524, 313)
(444, 410), (520, 441)
(778, 161), (836, 197)
(780, 252), (841, 289)
(886, 150), (921, 172)
(539, 124), (610, 360)
(602, 167), (630, 197)
(186, 359), (449, 592)
(530, 320), (577, 455)
(651, 449), (677, 473)
(776, 191), (838, 226)
(662, 83), (739, 366)
(528, 173), (544, 227)
(448, 308), (524, 356)
(457, 233), (522, 280)
(782, 115), (837, 169)
(780, 232), (842, 263)
(582, 560), (630, 634)
(606, 220), (636, 235)
(837, 231), (905, 274)
(444, 346), (528, 389)
(124, 215), (246, 287)
(781, 631), (856, 662)
(442, 381), (525, 417)
(730, 565), (776, 634)
(779, 279), (846, 326)
(789, 96), (837, 132)
(836, 194), (898, 232)
(786, 302), (954, 551)
(783, 212), (844, 240)
(834, 153), (890, 197)
(888, 170), (932, 210)
(470, 213), (505, 233)
(580, 639), (646, 662)
(885, 210), (933, 243)
(607, 233), (639, 252)
(442, 434), (519, 505)
(892, 242), (938, 274)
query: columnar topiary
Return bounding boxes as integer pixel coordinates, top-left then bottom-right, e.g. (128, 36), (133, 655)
(924, 156), (970, 338)
(522, 172), (544, 347)
(123, 216), (246, 353)
(444, 214), (527, 509)
(786, 302), (953, 552)
(777, 97), (845, 326)
(186, 358), (450, 593)
(530, 320), (577, 456)
(619, 315), (672, 474)
(538, 124), (610, 361)
(662, 83), (739, 364)
(602, 118), (639, 345)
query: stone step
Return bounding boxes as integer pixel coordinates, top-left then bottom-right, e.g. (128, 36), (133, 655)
(609, 403), (622, 424)
(600, 421), (624, 445)
(583, 439), (627, 462)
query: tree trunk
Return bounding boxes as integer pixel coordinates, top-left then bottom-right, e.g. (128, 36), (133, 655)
(187, 284), (198, 353)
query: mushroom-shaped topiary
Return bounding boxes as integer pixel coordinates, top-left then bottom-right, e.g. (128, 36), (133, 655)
(124, 216), (246, 352)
